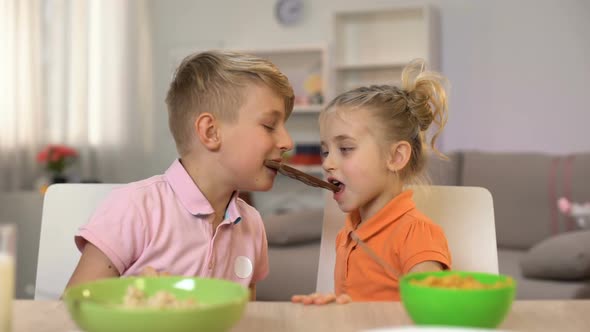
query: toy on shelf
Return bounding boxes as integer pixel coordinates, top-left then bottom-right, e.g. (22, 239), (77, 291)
(303, 73), (323, 105)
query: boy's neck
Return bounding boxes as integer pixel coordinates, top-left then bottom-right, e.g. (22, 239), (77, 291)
(179, 157), (235, 229)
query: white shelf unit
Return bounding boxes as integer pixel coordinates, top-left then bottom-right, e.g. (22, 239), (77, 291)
(292, 104), (324, 114)
(231, 45), (327, 159)
(230, 46), (328, 215)
(331, 5), (438, 95)
(335, 61), (407, 71)
(235, 45), (329, 115)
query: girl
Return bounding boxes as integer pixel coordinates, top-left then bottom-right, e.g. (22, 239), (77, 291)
(293, 59), (452, 304)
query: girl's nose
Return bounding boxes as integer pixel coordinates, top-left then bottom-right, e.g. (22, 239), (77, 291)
(322, 153), (335, 172)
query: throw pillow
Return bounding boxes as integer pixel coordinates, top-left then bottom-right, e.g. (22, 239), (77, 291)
(520, 230), (590, 280)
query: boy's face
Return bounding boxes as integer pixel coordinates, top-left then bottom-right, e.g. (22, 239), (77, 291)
(218, 84), (293, 191)
(320, 108), (397, 219)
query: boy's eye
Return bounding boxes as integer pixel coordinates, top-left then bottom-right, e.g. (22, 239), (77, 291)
(263, 124), (276, 131)
(320, 150), (329, 158)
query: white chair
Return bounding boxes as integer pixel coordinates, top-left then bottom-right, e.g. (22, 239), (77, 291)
(34, 183), (119, 299)
(316, 185), (499, 293)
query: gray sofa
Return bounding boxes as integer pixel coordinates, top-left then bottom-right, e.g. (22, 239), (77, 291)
(257, 151), (590, 300)
(4, 151), (589, 300)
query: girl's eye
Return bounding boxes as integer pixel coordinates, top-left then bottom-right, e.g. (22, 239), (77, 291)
(320, 150), (329, 158)
(263, 124), (275, 131)
(340, 147), (354, 154)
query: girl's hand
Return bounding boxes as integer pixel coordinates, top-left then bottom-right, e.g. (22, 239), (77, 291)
(291, 292), (352, 305)
(140, 266), (171, 277)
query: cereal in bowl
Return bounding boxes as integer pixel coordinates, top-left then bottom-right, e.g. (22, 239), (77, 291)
(410, 274), (513, 290)
(122, 285), (197, 309)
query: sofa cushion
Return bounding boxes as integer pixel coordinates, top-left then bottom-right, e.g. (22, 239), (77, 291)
(263, 208), (323, 246)
(461, 151), (590, 250)
(520, 230), (590, 281)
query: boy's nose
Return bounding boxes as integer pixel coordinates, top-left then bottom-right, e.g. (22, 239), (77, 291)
(278, 128), (294, 152)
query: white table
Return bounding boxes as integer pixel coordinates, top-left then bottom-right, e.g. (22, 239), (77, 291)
(13, 299), (590, 332)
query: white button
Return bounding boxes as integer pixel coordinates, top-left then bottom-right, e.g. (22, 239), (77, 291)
(234, 256), (253, 279)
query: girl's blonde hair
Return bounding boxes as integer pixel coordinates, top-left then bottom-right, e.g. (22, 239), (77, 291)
(322, 59), (449, 184)
(166, 50), (294, 156)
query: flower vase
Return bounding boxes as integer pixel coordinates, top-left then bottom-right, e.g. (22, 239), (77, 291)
(51, 174), (68, 184)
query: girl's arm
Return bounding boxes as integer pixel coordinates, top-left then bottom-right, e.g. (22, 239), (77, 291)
(64, 242), (120, 293)
(408, 260), (444, 273)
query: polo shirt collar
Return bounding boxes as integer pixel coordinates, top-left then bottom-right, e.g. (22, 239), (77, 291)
(345, 189), (415, 241)
(165, 159), (242, 224)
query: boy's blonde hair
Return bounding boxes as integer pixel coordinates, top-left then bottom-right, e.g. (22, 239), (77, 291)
(321, 59), (449, 184)
(166, 50), (295, 155)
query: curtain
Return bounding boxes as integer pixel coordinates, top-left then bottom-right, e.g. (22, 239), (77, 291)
(0, 0), (44, 191)
(0, 0), (154, 191)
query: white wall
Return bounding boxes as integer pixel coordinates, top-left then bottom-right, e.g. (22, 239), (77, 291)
(148, 0), (590, 175)
(141, 1), (590, 293)
(440, 0), (590, 153)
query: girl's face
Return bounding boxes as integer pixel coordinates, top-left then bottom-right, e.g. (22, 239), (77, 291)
(218, 84), (293, 191)
(319, 108), (400, 221)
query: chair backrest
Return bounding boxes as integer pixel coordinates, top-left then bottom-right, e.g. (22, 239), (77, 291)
(316, 185), (498, 293)
(34, 183), (119, 299)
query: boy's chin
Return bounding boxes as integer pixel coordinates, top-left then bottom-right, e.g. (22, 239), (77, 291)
(257, 182), (274, 191)
(243, 181), (274, 192)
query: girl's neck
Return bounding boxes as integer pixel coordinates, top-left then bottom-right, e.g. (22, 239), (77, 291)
(358, 181), (404, 226)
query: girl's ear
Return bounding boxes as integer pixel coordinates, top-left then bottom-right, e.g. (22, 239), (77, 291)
(195, 113), (221, 151)
(387, 141), (411, 173)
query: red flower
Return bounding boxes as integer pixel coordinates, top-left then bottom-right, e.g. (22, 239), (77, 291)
(36, 145), (78, 175)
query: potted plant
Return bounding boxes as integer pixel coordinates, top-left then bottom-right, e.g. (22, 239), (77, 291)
(37, 144), (78, 183)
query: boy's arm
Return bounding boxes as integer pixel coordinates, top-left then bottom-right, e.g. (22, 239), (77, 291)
(64, 243), (120, 293)
(249, 283), (256, 301)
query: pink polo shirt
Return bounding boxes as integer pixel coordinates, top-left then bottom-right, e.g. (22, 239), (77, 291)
(75, 159), (269, 287)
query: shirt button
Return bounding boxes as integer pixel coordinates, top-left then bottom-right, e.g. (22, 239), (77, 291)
(208, 261), (213, 269)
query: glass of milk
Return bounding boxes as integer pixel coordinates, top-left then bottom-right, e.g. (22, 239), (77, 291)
(0, 224), (15, 332)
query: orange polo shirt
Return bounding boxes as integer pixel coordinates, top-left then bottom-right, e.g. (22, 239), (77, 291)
(334, 190), (451, 301)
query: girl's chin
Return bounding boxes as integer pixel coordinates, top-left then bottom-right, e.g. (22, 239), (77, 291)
(336, 201), (355, 213)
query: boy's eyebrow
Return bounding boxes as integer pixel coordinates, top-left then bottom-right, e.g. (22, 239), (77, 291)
(262, 109), (285, 119)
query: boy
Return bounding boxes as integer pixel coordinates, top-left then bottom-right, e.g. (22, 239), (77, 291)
(65, 50), (295, 300)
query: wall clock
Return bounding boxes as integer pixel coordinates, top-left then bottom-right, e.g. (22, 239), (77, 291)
(275, 0), (304, 26)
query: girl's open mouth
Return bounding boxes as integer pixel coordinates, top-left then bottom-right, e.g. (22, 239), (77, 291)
(328, 178), (345, 194)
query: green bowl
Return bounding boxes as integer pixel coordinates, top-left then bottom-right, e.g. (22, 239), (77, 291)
(400, 271), (515, 328)
(63, 277), (249, 332)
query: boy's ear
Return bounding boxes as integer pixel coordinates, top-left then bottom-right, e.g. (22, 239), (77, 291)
(386, 141), (411, 173)
(195, 112), (221, 151)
